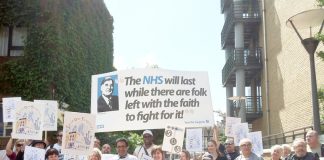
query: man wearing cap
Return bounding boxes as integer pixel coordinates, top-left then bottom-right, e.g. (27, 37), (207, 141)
(97, 76), (119, 112)
(133, 130), (156, 159)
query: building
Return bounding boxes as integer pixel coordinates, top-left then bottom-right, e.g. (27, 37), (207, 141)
(221, 0), (324, 147)
(0, 0), (114, 136)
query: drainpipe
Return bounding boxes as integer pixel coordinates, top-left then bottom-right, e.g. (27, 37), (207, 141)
(262, 0), (271, 136)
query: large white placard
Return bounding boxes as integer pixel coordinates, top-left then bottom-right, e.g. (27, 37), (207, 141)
(91, 69), (214, 132)
(162, 125), (185, 154)
(225, 117), (241, 137)
(247, 131), (263, 156)
(24, 146), (46, 160)
(232, 123), (249, 146)
(34, 100), (58, 131)
(62, 112), (95, 156)
(185, 128), (203, 152)
(2, 97), (21, 122)
(12, 101), (44, 140)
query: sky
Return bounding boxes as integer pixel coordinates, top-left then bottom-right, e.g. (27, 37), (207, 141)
(104, 0), (226, 121)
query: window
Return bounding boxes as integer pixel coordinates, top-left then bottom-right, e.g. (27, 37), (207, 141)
(0, 26), (26, 57)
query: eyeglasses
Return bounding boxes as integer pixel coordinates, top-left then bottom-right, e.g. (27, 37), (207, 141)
(16, 144), (24, 147)
(117, 145), (127, 149)
(240, 144), (251, 147)
(225, 143), (233, 145)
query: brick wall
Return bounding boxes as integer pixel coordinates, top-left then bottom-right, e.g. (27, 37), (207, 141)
(253, 0), (324, 136)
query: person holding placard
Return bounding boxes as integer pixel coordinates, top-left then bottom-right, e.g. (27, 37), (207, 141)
(204, 140), (226, 160)
(5, 137), (24, 160)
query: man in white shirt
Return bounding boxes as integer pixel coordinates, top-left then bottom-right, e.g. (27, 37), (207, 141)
(112, 138), (137, 160)
(306, 130), (324, 158)
(133, 130), (155, 159)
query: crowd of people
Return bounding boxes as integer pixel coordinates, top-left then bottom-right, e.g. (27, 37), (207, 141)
(2, 129), (324, 160)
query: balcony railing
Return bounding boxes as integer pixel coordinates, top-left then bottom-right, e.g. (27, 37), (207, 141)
(262, 125), (314, 149)
(221, 0), (261, 48)
(222, 48), (262, 85)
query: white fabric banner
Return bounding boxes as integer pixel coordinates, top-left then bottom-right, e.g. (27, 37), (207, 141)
(91, 69), (214, 132)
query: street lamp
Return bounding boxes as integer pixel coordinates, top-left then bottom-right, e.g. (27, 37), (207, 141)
(286, 8), (324, 133)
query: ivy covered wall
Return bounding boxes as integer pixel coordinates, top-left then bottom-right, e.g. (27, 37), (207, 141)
(0, 0), (115, 112)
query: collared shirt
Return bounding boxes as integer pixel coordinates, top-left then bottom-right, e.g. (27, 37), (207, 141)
(102, 95), (112, 108)
(112, 154), (138, 160)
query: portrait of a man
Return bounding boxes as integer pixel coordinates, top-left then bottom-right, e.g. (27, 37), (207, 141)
(97, 76), (119, 112)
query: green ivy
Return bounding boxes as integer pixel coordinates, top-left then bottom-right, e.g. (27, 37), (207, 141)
(0, 0), (114, 113)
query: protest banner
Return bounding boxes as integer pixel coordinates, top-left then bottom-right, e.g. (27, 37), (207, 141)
(247, 131), (263, 156)
(24, 146), (46, 160)
(2, 97), (21, 122)
(34, 100), (58, 131)
(232, 123), (249, 146)
(186, 128), (203, 152)
(91, 69), (214, 132)
(64, 154), (87, 160)
(162, 125), (185, 154)
(62, 112), (95, 156)
(225, 117), (241, 137)
(12, 101), (44, 140)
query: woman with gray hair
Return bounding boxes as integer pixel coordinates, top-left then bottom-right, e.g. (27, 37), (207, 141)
(281, 144), (291, 159)
(270, 145), (283, 160)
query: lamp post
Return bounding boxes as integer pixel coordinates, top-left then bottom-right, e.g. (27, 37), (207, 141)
(286, 8), (324, 133)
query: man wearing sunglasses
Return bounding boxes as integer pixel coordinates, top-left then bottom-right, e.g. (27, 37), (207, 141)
(5, 137), (24, 160)
(224, 138), (239, 160)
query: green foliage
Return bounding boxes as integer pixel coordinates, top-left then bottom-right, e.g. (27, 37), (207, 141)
(319, 88), (324, 122)
(317, 0), (324, 7)
(0, 0), (114, 112)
